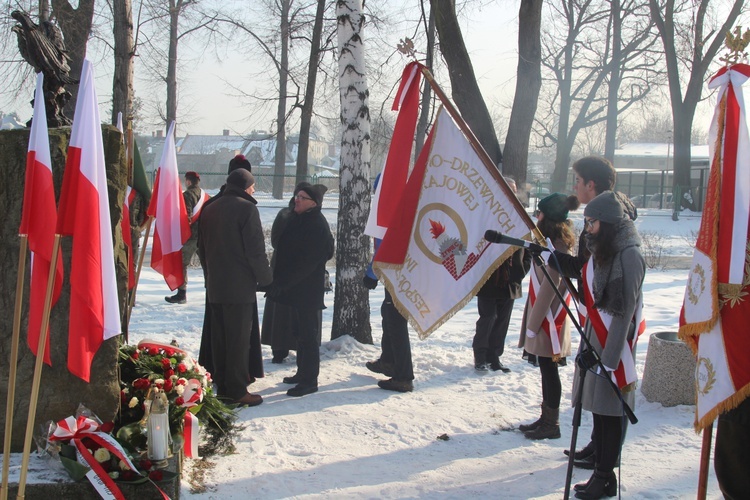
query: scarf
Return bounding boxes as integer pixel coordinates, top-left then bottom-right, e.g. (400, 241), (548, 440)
(584, 219), (641, 317)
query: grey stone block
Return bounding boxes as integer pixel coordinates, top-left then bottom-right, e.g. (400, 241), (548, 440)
(641, 331), (696, 407)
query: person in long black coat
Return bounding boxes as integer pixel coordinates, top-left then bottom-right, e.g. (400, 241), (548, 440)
(269, 182), (334, 397)
(198, 169), (272, 406)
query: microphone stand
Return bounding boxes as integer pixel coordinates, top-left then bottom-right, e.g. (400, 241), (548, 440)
(525, 249), (637, 500)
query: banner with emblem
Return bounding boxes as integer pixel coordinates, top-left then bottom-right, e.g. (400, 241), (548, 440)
(678, 64), (750, 431)
(373, 106), (534, 338)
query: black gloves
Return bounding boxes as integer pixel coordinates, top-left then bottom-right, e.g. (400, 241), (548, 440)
(363, 275), (378, 290)
(576, 349), (601, 372)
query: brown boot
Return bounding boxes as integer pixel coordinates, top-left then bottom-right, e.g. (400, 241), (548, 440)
(524, 405), (561, 440)
(519, 403), (545, 432)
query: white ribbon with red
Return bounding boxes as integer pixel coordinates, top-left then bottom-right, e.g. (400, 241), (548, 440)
(528, 267), (571, 355)
(180, 379), (203, 458)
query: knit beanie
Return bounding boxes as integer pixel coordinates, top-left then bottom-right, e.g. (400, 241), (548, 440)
(226, 169), (255, 190)
(584, 190), (625, 224)
(538, 193), (571, 222)
(228, 154), (252, 174)
(185, 171), (200, 183)
(295, 182), (328, 206)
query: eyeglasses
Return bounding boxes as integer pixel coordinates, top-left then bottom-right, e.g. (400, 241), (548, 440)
(584, 218), (598, 228)
(294, 194), (314, 202)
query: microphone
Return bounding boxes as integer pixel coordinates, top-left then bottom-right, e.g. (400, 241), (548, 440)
(484, 230), (549, 253)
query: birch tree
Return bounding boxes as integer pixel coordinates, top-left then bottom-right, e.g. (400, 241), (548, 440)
(331, 0), (372, 343)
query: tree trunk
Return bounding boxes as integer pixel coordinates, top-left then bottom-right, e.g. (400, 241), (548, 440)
(273, 0), (291, 199)
(331, 0), (372, 343)
(296, 0), (326, 185)
(502, 0), (542, 186)
(112, 0), (134, 126)
(51, 0), (95, 119)
(604, 0), (622, 162)
(431, 0), (503, 166)
(165, 0), (181, 132)
(415, 4), (435, 155)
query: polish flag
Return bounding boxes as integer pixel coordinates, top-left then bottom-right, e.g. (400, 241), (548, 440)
(146, 121), (190, 291)
(19, 72), (63, 365)
(56, 60), (121, 382)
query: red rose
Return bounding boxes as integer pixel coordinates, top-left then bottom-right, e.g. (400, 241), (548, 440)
(120, 391), (128, 403)
(100, 421), (115, 434)
(148, 347), (158, 356)
(177, 379), (187, 386)
(139, 459), (153, 471)
(175, 397), (184, 406)
(161, 358), (171, 368)
(164, 369), (175, 378)
(121, 470), (137, 481)
(132, 351), (139, 360)
(149, 470), (163, 481)
(164, 348), (175, 357)
(177, 363), (187, 373)
(163, 380), (173, 392)
(134, 378), (150, 390)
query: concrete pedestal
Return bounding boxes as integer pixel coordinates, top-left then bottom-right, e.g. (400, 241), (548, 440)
(641, 331), (696, 407)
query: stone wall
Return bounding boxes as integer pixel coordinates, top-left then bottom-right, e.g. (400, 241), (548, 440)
(0, 126), (127, 452)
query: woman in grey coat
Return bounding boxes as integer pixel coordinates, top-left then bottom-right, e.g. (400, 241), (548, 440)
(518, 193), (579, 440)
(552, 191), (645, 499)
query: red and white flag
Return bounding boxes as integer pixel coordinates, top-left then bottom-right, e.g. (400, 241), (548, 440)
(373, 107), (532, 338)
(19, 72), (63, 365)
(365, 62), (422, 239)
(146, 121), (190, 291)
(679, 64), (750, 430)
(56, 60), (121, 382)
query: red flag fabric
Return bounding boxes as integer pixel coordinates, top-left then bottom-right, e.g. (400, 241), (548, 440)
(19, 72), (63, 365)
(679, 64), (750, 430)
(146, 122), (190, 291)
(365, 62), (422, 239)
(56, 60), (122, 382)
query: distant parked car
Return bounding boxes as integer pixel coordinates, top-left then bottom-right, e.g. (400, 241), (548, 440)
(630, 194), (650, 208)
(648, 192), (673, 209)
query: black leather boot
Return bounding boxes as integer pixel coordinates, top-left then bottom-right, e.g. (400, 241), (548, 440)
(524, 404), (561, 440)
(574, 470), (617, 499)
(519, 403), (544, 432)
(165, 289), (186, 304)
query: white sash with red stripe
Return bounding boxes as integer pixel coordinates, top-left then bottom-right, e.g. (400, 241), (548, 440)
(190, 189), (210, 222)
(528, 266), (571, 355)
(582, 257), (645, 389)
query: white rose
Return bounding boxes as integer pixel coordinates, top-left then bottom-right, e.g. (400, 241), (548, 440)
(119, 459), (129, 471)
(108, 471), (119, 479)
(94, 448), (111, 463)
(154, 378), (165, 385)
(128, 397), (139, 408)
(175, 385), (185, 396)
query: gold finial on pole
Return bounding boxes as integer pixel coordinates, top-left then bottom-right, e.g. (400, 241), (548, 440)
(720, 26), (750, 66)
(397, 37), (417, 60)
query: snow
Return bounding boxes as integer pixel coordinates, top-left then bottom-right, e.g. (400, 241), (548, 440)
(11, 203), (721, 498)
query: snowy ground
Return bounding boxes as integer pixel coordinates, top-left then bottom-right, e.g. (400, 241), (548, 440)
(122, 204), (720, 499)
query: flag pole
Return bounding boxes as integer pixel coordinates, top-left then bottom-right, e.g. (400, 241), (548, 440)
(697, 423), (713, 499)
(16, 234), (61, 500)
(418, 66), (532, 227)
(1, 237), (29, 500)
(127, 217), (153, 324)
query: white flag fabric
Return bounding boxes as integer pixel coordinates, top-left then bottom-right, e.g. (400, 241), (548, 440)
(374, 107), (533, 338)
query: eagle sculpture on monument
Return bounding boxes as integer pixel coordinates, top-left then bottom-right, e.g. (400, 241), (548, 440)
(11, 10), (78, 127)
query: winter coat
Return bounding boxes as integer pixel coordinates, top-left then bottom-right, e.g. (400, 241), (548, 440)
(555, 219), (645, 416)
(197, 184), (272, 304)
(477, 248), (531, 300)
(271, 205), (334, 309)
(183, 183), (202, 239)
(518, 237), (573, 358)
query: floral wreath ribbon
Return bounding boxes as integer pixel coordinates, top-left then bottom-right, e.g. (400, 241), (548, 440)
(49, 415), (170, 500)
(181, 378), (203, 459)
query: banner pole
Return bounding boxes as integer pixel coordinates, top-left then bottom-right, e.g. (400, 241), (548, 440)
(697, 423), (713, 500)
(1, 237), (29, 500)
(16, 234), (61, 500)
(127, 217), (153, 324)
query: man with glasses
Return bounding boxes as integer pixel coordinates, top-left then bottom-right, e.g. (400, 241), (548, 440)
(565, 156), (638, 469)
(269, 182), (334, 397)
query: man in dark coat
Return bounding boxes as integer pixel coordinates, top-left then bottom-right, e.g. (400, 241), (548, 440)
(166, 171), (207, 304)
(474, 248), (531, 372)
(198, 169), (272, 406)
(270, 182), (334, 397)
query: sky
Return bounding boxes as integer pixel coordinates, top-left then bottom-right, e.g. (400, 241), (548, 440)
(7, 202), (727, 498)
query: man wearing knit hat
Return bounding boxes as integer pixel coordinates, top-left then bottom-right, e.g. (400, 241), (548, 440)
(270, 181), (334, 397)
(228, 154), (252, 174)
(165, 171), (210, 304)
(198, 169), (272, 406)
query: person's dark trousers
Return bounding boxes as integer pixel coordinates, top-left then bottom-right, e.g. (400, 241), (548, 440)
(474, 296), (515, 358)
(179, 235), (198, 290)
(592, 413), (624, 473)
(210, 302), (253, 400)
(293, 306), (321, 385)
(538, 356), (561, 409)
(382, 290), (414, 381)
(715, 398), (750, 500)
